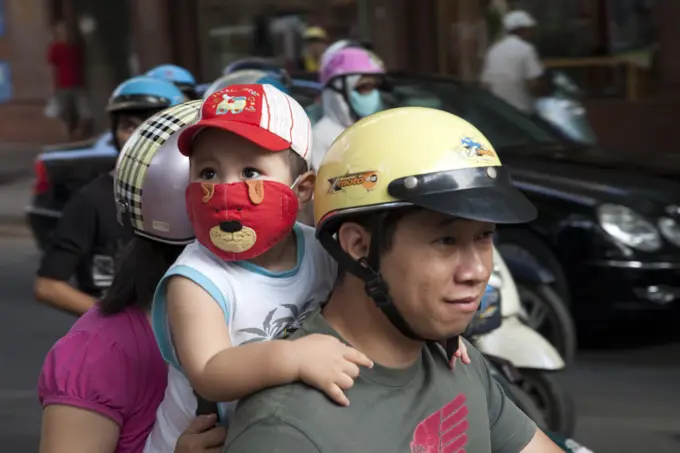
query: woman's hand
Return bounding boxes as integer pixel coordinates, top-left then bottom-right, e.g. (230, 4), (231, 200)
(175, 414), (227, 453)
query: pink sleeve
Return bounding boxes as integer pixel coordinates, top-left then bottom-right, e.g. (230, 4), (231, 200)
(38, 331), (137, 427)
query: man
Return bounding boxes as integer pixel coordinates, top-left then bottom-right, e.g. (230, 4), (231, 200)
(34, 77), (185, 316)
(481, 10), (544, 114)
(299, 26), (329, 72)
(46, 21), (90, 140)
(222, 107), (562, 452)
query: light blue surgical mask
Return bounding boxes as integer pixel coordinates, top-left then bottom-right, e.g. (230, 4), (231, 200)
(349, 89), (382, 117)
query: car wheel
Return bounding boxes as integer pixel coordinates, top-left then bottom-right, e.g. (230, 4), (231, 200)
(516, 284), (577, 365)
(496, 229), (570, 306)
(518, 369), (576, 437)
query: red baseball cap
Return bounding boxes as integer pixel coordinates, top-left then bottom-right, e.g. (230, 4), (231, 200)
(177, 83), (312, 162)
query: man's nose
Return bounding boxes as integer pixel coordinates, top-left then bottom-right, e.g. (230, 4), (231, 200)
(220, 221), (243, 233)
(454, 251), (491, 284)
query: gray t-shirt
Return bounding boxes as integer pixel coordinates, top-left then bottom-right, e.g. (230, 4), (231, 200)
(223, 310), (536, 453)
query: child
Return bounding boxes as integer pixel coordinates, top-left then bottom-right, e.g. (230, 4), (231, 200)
(145, 84), (469, 453)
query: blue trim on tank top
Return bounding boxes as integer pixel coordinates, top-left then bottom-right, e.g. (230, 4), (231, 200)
(151, 265), (231, 371)
(233, 224), (305, 278)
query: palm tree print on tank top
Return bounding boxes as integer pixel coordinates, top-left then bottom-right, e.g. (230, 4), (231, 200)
(238, 299), (316, 344)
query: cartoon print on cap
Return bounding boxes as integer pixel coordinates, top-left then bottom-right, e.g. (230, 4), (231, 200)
(215, 93), (249, 115)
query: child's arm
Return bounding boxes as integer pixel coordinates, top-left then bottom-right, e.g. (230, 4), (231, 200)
(167, 276), (372, 406)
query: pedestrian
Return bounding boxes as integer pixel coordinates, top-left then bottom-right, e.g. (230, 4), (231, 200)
(46, 21), (90, 140)
(38, 102), (226, 453)
(299, 26), (329, 72)
(33, 77), (185, 316)
(222, 107), (563, 452)
(311, 46), (385, 171)
(480, 10), (545, 114)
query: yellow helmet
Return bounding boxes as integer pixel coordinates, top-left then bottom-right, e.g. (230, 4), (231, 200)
(314, 107), (536, 342)
(303, 26), (328, 41)
(314, 106), (536, 233)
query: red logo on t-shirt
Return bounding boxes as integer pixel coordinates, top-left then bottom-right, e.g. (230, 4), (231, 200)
(411, 394), (469, 453)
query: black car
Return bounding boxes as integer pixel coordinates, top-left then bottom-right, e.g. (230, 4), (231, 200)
(377, 73), (680, 322)
(27, 133), (119, 251)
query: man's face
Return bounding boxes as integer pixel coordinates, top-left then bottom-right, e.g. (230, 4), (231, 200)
(114, 113), (147, 149)
(379, 210), (495, 339)
(305, 40), (328, 59)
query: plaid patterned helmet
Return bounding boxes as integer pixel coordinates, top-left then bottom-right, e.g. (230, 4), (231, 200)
(114, 100), (201, 244)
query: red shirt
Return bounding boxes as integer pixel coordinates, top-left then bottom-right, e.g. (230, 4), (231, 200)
(47, 41), (83, 89)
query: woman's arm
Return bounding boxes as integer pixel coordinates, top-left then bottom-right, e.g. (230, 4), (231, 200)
(40, 405), (120, 453)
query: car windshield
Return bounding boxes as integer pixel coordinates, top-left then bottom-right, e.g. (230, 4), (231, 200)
(383, 76), (563, 149)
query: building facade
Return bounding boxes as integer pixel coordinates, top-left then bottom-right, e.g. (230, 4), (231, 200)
(0, 0), (679, 151)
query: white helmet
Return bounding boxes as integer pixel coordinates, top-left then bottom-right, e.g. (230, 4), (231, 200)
(114, 101), (202, 245)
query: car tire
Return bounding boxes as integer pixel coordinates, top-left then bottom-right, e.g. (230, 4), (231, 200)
(516, 284), (577, 366)
(518, 369), (576, 437)
(496, 229), (571, 306)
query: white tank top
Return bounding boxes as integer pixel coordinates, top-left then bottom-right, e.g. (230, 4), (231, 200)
(144, 224), (337, 453)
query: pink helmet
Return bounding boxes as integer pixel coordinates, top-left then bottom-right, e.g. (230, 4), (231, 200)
(319, 47), (385, 87)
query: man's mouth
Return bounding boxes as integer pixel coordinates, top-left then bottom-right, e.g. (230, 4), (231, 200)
(443, 296), (480, 313)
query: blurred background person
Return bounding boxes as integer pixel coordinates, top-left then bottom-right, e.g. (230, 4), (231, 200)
(46, 21), (91, 141)
(298, 26), (329, 72)
(480, 10), (544, 114)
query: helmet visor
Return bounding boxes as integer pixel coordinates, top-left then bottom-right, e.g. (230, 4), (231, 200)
(387, 166), (537, 224)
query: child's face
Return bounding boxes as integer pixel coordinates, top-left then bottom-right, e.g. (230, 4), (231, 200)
(189, 128), (293, 186)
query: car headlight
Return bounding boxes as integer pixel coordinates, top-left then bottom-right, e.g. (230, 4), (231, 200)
(658, 217), (680, 248)
(596, 203), (661, 252)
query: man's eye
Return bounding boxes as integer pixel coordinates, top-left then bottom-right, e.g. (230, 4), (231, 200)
(242, 167), (262, 179)
(199, 168), (217, 180)
(479, 230), (497, 241)
(436, 236), (456, 246)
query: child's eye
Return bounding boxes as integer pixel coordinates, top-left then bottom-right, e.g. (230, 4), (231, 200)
(242, 167), (262, 179)
(199, 168), (217, 180)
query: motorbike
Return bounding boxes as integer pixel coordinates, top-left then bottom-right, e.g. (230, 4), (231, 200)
(484, 355), (593, 453)
(534, 69), (597, 145)
(471, 247), (576, 437)
(498, 242), (577, 366)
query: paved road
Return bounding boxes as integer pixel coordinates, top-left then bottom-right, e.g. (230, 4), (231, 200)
(1, 236), (679, 452)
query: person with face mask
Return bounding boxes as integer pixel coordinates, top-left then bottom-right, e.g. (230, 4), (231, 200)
(34, 77), (185, 316)
(311, 47), (385, 172)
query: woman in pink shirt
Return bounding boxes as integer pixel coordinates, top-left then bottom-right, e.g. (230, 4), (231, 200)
(38, 102), (225, 453)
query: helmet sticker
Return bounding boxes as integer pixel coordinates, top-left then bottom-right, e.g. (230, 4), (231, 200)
(327, 171), (380, 199)
(452, 137), (500, 166)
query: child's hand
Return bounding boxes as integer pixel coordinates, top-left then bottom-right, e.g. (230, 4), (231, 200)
(449, 337), (472, 370)
(290, 334), (374, 406)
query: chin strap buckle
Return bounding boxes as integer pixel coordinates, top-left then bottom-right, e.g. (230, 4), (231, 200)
(363, 274), (390, 308)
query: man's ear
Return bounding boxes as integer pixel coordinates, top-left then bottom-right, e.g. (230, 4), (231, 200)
(337, 221), (371, 261)
(294, 170), (315, 204)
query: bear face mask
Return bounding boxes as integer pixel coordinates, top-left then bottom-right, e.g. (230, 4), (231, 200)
(186, 180), (299, 261)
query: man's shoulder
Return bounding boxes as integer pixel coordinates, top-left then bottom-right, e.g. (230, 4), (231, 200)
(227, 381), (324, 440)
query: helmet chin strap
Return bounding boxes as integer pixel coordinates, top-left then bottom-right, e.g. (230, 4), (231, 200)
(319, 213), (459, 348)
